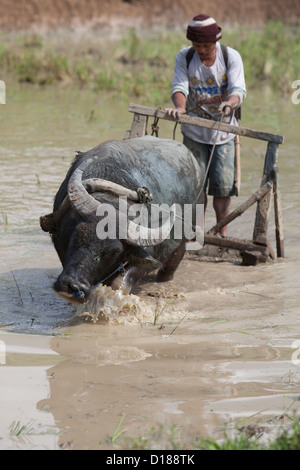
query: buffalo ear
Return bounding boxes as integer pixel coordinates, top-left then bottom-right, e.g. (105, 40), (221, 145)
(40, 213), (56, 234)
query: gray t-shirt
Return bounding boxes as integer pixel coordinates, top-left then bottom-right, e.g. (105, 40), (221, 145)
(171, 42), (246, 145)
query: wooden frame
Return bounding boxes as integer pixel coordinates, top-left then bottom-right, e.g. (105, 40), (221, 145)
(126, 103), (285, 265)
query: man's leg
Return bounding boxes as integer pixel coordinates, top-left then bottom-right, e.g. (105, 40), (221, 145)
(183, 136), (236, 237)
(213, 196), (231, 236)
(208, 139), (236, 236)
(183, 135), (209, 206)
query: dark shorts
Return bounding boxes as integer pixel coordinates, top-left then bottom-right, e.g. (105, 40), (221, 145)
(183, 135), (236, 197)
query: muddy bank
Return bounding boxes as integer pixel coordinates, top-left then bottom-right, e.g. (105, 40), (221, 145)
(0, 0), (299, 32)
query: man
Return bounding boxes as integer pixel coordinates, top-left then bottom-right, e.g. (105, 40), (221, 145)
(166, 14), (246, 237)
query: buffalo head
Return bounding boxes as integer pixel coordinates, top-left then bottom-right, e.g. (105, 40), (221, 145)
(41, 155), (175, 304)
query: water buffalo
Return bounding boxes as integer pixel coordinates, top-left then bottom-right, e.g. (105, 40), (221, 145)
(40, 136), (202, 303)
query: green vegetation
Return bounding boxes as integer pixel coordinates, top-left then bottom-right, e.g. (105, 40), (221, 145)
(106, 416), (127, 446)
(0, 22), (299, 104)
(109, 413), (300, 450)
(0, 209), (8, 226)
(224, 22), (300, 94)
(9, 420), (35, 437)
(8, 411), (300, 449)
(197, 418), (300, 450)
(9, 419), (61, 444)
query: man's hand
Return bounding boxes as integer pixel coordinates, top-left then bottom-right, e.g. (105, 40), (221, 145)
(218, 101), (233, 116)
(165, 107), (186, 119)
(166, 92), (187, 119)
(219, 95), (240, 117)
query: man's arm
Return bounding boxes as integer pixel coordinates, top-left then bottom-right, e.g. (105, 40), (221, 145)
(220, 48), (246, 116)
(165, 92), (187, 119)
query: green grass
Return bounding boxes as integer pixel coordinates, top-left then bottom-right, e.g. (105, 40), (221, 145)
(9, 419), (62, 443)
(106, 415), (128, 447)
(0, 209), (8, 226)
(1, 22), (299, 105)
(223, 22), (300, 94)
(116, 413), (300, 450)
(153, 299), (170, 326)
(9, 420), (35, 437)
(9, 412), (300, 449)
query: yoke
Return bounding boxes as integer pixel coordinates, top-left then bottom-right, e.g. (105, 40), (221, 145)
(124, 103), (285, 265)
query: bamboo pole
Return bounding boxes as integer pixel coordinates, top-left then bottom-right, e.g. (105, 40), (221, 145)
(128, 103), (284, 144)
(234, 135), (241, 196)
(207, 182), (272, 236)
(253, 141), (279, 245)
(204, 234), (270, 255)
(273, 167), (285, 257)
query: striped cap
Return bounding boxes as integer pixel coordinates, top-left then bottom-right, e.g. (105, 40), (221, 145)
(186, 14), (222, 43)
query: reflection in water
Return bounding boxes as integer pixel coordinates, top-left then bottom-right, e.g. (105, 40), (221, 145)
(0, 331), (61, 450)
(0, 86), (299, 449)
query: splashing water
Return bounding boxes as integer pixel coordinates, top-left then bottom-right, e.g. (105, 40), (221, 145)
(76, 284), (154, 325)
(75, 284), (190, 327)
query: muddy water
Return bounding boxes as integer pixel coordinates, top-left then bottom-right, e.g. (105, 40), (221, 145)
(0, 84), (299, 450)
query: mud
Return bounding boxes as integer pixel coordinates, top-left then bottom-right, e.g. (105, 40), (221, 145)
(0, 85), (299, 449)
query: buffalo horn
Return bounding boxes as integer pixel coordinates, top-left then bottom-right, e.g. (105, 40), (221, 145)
(68, 157), (144, 217)
(126, 204), (176, 247)
(68, 158), (101, 216)
(67, 156), (174, 247)
(82, 178), (140, 201)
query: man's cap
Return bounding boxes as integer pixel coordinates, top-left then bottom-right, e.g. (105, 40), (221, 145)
(186, 14), (222, 43)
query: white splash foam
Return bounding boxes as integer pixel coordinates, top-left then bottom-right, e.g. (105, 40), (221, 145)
(76, 284), (154, 325)
(75, 284), (189, 327)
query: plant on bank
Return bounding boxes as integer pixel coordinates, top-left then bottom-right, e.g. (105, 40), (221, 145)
(1, 23), (299, 103)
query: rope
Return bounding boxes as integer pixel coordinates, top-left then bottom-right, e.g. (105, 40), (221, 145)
(76, 262), (128, 300)
(149, 106), (231, 229)
(136, 186), (153, 203)
(173, 105), (231, 199)
(197, 110), (226, 199)
(151, 106), (161, 136)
